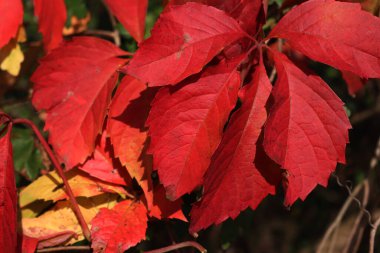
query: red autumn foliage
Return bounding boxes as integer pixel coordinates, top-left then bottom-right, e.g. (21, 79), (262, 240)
(33, 0), (67, 51)
(0, 119), (17, 252)
(0, 0), (23, 48)
(1, 0), (380, 251)
(104, 0), (148, 43)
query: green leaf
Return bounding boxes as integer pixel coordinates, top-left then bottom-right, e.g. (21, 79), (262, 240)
(65, 0), (87, 20)
(11, 128), (43, 180)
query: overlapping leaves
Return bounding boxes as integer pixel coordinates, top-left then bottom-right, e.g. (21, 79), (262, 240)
(7, 0), (380, 251)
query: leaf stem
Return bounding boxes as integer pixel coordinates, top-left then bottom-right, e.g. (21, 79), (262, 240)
(244, 31), (258, 44)
(84, 30), (119, 41)
(13, 118), (92, 241)
(36, 246), (91, 252)
(369, 215), (380, 253)
(103, 0), (121, 47)
(144, 241), (207, 253)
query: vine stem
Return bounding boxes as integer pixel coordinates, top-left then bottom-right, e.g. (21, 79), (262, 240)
(369, 217), (380, 253)
(84, 30), (119, 41)
(103, 0), (121, 46)
(144, 241), (207, 253)
(13, 118), (91, 241)
(36, 246), (91, 252)
(316, 182), (364, 253)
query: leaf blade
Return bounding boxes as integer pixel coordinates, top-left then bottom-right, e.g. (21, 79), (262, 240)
(31, 37), (128, 169)
(147, 60), (241, 199)
(189, 60), (280, 233)
(19, 169), (128, 208)
(0, 0), (23, 48)
(91, 200), (147, 253)
(124, 2), (246, 86)
(34, 0), (67, 51)
(107, 75), (158, 208)
(104, 0), (148, 42)
(0, 122), (17, 252)
(269, 0), (380, 78)
(263, 51), (351, 206)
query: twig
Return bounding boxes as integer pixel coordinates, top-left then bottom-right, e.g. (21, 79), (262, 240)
(350, 104), (380, 125)
(369, 217), (380, 253)
(277, 38), (283, 52)
(316, 183), (364, 253)
(269, 68), (277, 83)
(144, 241), (207, 253)
(36, 246), (91, 252)
(368, 137), (380, 253)
(13, 118), (91, 241)
(333, 174), (374, 227)
(352, 226), (366, 253)
(328, 222), (340, 253)
(84, 30), (119, 40)
(370, 137), (380, 170)
(342, 180), (370, 253)
(103, 1), (121, 46)
(165, 223), (180, 253)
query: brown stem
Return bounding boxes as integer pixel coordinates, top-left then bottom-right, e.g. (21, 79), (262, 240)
(103, 1), (121, 46)
(369, 217), (380, 253)
(144, 241), (207, 253)
(36, 246), (91, 252)
(269, 68), (277, 83)
(316, 183), (364, 253)
(84, 30), (119, 40)
(342, 180), (370, 253)
(13, 118), (91, 241)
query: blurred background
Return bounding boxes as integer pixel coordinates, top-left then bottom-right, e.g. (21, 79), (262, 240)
(1, 0), (380, 252)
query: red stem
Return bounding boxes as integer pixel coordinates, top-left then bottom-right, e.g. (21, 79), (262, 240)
(13, 118), (91, 241)
(144, 241), (207, 253)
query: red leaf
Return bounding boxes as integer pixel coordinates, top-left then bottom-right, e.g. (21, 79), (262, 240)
(21, 235), (38, 253)
(231, 0), (264, 35)
(91, 200), (147, 253)
(107, 75), (158, 208)
(167, 0), (264, 34)
(0, 0), (23, 48)
(149, 185), (187, 221)
(36, 231), (76, 250)
(31, 37), (128, 169)
(269, 0), (380, 78)
(104, 0), (148, 43)
(124, 2), (246, 86)
(147, 59), (241, 200)
(263, 50), (351, 206)
(79, 131), (129, 186)
(0, 121), (17, 252)
(34, 0), (67, 51)
(341, 70), (367, 96)
(189, 59), (280, 233)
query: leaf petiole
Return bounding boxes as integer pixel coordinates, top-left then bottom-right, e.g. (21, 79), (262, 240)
(13, 118), (92, 241)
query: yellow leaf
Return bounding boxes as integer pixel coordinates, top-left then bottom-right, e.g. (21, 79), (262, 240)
(20, 168), (129, 208)
(0, 43), (24, 76)
(21, 200), (52, 219)
(23, 194), (118, 245)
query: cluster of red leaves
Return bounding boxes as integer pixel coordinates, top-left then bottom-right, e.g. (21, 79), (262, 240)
(0, 0), (146, 51)
(2, 0), (380, 252)
(0, 0), (66, 51)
